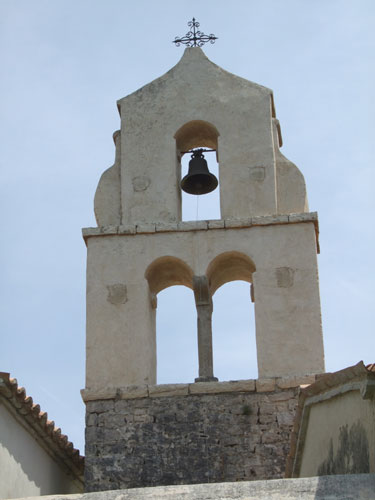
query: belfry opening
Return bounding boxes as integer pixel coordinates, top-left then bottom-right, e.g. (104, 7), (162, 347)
(175, 120), (221, 221)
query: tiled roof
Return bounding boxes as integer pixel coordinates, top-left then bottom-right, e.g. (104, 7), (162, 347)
(285, 361), (375, 478)
(0, 372), (84, 485)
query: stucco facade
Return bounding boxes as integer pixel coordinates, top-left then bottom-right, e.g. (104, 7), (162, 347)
(84, 215), (323, 390)
(84, 47), (324, 393)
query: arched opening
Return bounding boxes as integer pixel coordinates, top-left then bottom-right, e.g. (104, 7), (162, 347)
(145, 257), (197, 384)
(212, 281), (257, 381)
(206, 252), (257, 380)
(206, 251), (256, 295)
(145, 256), (193, 295)
(156, 286), (197, 384)
(175, 120), (221, 221)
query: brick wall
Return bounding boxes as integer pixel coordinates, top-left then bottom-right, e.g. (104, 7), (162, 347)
(84, 382), (301, 492)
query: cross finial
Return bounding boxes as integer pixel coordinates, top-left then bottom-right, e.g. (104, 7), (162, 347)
(173, 18), (218, 48)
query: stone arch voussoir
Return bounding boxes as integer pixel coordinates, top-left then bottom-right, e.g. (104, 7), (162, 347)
(174, 120), (220, 155)
(145, 256), (194, 295)
(206, 251), (256, 295)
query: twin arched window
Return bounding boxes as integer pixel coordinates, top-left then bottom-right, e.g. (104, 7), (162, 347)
(145, 253), (257, 383)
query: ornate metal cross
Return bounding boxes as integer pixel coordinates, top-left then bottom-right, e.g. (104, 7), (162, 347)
(173, 18), (218, 48)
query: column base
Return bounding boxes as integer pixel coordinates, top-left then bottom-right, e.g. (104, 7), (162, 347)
(194, 376), (218, 382)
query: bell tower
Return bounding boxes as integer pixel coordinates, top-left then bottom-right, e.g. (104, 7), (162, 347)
(82, 33), (325, 491)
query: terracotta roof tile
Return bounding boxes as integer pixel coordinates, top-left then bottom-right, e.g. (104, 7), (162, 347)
(0, 372), (84, 485)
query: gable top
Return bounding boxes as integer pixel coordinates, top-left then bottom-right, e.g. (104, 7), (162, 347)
(117, 47), (273, 111)
(0, 371), (84, 484)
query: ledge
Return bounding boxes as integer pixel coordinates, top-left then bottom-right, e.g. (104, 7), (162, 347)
(82, 212), (319, 250)
(81, 374), (319, 403)
(13, 474), (375, 500)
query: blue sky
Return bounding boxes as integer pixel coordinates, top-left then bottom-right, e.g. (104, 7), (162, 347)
(1, 0), (374, 454)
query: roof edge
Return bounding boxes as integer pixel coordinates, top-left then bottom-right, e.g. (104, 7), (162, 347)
(0, 372), (84, 485)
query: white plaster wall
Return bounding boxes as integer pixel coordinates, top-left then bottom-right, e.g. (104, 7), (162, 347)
(299, 390), (375, 477)
(0, 403), (79, 499)
(85, 222), (324, 390)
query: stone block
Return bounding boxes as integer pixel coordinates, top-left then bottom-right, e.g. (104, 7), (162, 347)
(208, 219), (225, 229)
(252, 214), (289, 226)
(277, 411), (295, 426)
(288, 212), (318, 223)
(118, 224), (136, 235)
(86, 413), (98, 427)
(177, 220), (208, 231)
(276, 375), (316, 389)
(256, 378), (276, 392)
(87, 400), (114, 413)
(155, 222), (178, 232)
(81, 387), (117, 402)
(227, 380), (256, 392)
(100, 225), (119, 235)
(136, 223), (156, 233)
(82, 227), (101, 238)
(224, 218), (252, 229)
(189, 379), (256, 395)
(267, 390), (296, 402)
(148, 384), (189, 397)
(118, 385), (148, 399)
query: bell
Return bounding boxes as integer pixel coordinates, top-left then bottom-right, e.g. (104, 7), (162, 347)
(180, 149), (218, 195)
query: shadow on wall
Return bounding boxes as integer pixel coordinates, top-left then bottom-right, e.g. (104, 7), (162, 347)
(313, 474), (375, 500)
(317, 420), (370, 476)
(0, 403), (70, 496)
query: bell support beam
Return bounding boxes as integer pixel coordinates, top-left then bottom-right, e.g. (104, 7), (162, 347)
(193, 275), (218, 382)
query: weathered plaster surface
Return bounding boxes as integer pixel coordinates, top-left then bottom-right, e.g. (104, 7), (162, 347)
(84, 220), (324, 390)
(86, 47), (323, 393)
(94, 48), (308, 226)
(298, 389), (375, 477)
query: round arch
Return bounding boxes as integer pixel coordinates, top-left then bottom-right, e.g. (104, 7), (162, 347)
(174, 120), (220, 156)
(145, 256), (194, 295)
(206, 251), (256, 295)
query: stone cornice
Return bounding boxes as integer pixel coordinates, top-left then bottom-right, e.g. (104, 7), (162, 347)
(81, 374), (319, 403)
(82, 212), (320, 252)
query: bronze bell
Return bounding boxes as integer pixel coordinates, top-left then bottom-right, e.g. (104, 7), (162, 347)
(180, 149), (218, 195)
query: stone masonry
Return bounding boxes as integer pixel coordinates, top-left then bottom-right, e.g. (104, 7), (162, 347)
(83, 380), (309, 492)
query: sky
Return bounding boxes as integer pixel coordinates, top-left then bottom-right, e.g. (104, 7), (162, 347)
(1, 0), (374, 454)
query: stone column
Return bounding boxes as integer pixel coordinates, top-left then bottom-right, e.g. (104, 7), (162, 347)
(193, 275), (218, 382)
